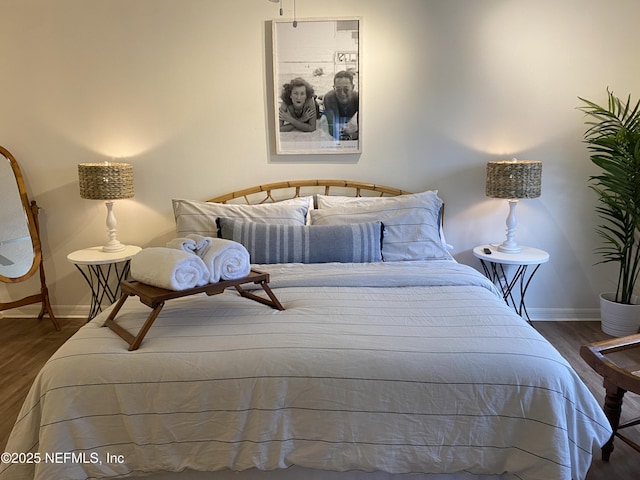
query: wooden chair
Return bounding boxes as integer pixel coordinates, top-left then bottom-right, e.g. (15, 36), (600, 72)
(580, 333), (640, 460)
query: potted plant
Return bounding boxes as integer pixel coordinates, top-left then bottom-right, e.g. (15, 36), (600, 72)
(579, 89), (640, 336)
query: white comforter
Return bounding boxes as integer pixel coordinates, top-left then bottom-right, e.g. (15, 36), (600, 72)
(1, 261), (611, 480)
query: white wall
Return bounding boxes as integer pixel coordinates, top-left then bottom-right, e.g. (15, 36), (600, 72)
(1, 0), (639, 319)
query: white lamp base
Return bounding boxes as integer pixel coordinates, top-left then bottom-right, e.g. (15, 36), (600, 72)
(102, 242), (125, 253)
(497, 243), (522, 254)
(102, 201), (126, 253)
(497, 199), (521, 254)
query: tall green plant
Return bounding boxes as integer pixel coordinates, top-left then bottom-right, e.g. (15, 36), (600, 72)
(578, 89), (640, 304)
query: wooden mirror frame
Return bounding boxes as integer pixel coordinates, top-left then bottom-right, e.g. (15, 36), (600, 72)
(0, 146), (59, 330)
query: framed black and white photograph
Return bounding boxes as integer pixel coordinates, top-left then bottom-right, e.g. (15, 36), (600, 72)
(272, 18), (361, 155)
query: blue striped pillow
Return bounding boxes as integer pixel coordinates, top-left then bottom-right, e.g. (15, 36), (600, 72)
(217, 218), (383, 264)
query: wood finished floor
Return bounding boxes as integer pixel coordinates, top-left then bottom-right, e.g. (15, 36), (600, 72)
(0, 317), (638, 479)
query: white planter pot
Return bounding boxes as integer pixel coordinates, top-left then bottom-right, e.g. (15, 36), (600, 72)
(600, 292), (640, 337)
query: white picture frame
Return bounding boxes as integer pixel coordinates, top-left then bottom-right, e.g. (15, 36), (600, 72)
(272, 17), (361, 155)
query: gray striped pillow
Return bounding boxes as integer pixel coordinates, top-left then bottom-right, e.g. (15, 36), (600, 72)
(217, 218), (383, 264)
(310, 191), (451, 261)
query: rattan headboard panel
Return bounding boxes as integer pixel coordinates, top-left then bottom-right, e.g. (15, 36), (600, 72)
(207, 180), (411, 205)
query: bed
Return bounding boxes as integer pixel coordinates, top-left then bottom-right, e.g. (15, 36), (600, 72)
(1, 180), (611, 480)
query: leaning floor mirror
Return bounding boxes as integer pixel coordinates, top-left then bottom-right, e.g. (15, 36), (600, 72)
(0, 146), (59, 330)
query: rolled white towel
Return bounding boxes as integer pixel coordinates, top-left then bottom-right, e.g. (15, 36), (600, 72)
(130, 247), (210, 291)
(185, 233), (213, 253)
(197, 238), (251, 282)
(166, 237), (198, 253)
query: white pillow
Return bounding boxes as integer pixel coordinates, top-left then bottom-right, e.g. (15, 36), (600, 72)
(311, 191), (452, 261)
(315, 194), (407, 208)
(172, 197), (311, 237)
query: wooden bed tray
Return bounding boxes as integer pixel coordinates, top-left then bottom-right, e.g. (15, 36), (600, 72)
(104, 270), (284, 351)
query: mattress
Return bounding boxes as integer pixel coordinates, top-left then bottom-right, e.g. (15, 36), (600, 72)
(0, 261), (611, 480)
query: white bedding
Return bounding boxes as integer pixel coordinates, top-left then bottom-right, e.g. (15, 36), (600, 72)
(1, 261), (611, 480)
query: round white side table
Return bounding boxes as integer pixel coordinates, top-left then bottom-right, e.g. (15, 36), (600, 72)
(67, 245), (141, 320)
(473, 245), (549, 323)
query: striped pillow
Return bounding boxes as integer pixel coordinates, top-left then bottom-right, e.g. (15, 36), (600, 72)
(217, 218), (383, 264)
(310, 191), (452, 261)
(172, 198), (310, 238)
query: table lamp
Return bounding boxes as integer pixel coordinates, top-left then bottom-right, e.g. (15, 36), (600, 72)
(485, 159), (542, 254)
(78, 162), (134, 253)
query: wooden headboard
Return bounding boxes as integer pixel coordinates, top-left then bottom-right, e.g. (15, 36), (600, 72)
(207, 180), (411, 205)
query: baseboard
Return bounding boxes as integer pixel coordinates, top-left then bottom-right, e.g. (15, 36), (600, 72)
(0, 304), (90, 319)
(527, 308), (600, 322)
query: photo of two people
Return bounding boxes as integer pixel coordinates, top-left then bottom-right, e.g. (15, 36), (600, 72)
(273, 18), (360, 155)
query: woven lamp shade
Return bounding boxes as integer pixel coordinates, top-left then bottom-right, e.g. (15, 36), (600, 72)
(485, 160), (542, 199)
(78, 163), (134, 200)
